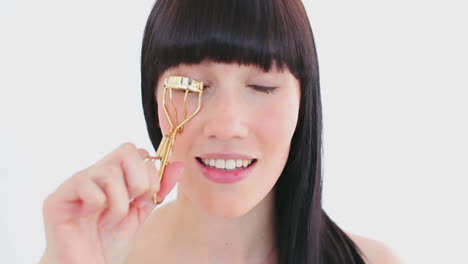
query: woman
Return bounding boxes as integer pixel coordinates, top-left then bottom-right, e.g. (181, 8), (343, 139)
(41, 0), (400, 263)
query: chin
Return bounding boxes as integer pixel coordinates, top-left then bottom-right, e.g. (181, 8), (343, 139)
(177, 178), (254, 218)
(177, 164), (277, 219)
(198, 192), (256, 219)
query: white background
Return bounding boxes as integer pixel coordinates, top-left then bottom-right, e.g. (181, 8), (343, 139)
(1, 0), (467, 263)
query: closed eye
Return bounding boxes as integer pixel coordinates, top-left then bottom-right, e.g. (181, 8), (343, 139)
(249, 85), (277, 94)
(201, 85), (277, 94)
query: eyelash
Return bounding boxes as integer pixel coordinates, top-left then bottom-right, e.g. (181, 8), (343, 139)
(202, 85), (277, 94)
(250, 85), (277, 94)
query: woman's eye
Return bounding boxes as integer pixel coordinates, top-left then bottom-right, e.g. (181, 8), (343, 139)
(201, 85), (277, 94)
(249, 85), (277, 94)
(202, 85), (212, 92)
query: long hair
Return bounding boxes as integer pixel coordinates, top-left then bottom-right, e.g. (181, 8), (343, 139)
(140, 0), (366, 263)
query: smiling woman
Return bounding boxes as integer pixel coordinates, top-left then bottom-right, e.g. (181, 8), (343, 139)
(39, 0), (400, 263)
(137, 0), (373, 263)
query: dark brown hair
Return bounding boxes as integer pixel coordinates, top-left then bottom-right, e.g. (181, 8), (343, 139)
(140, 0), (366, 263)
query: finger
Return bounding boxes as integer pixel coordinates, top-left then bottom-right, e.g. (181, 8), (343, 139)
(128, 196), (157, 224)
(118, 144), (150, 200)
(43, 174), (108, 224)
(136, 148), (150, 159)
(156, 161), (184, 203)
(94, 167), (130, 227)
(138, 149), (159, 196)
(76, 177), (107, 218)
(133, 156), (160, 208)
(136, 149), (158, 191)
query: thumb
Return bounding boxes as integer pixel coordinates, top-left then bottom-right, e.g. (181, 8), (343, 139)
(156, 161), (184, 203)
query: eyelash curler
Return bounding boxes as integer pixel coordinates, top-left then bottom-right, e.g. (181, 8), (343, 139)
(144, 76), (204, 204)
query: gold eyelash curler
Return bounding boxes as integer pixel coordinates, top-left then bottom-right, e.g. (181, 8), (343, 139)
(144, 76), (204, 204)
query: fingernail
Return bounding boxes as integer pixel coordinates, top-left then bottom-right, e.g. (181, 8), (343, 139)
(156, 193), (163, 202)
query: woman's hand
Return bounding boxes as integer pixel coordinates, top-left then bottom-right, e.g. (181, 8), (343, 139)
(40, 143), (183, 264)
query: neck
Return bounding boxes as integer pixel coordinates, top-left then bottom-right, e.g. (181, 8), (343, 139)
(167, 189), (277, 264)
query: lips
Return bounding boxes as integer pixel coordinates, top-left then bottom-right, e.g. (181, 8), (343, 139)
(195, 157), (257, 184)
(197, 153), (256, 160)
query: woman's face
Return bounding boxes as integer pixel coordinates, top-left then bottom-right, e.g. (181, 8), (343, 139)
(155, 60), (300, 218)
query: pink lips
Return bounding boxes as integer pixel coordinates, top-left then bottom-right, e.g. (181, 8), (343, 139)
(196, 158), (256, 184)
(198, 153), (255, 160)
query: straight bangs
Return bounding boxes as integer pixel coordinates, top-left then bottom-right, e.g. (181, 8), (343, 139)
(142, 0), (309, 78)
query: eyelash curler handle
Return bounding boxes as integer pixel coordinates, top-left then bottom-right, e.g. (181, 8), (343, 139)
(143, 76), (204, 205)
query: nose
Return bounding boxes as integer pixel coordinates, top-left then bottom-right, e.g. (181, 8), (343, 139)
(202, 91), (249, 141)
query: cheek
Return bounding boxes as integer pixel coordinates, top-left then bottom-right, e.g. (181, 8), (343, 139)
(256, 98), (298, 140)
(156, 89), (175, 135)
(157, 103), (171, 134)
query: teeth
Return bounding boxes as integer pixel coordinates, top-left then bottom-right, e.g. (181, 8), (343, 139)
(225, 160), (236, 169)
(215, 159), (225, 169)
(201, 158), (254, 170)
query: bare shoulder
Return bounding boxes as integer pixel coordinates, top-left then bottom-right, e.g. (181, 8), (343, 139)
(346, 232), (403, 264)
